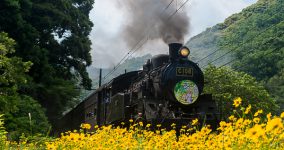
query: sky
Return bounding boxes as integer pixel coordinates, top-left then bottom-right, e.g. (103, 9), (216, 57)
(89, 0), (257, 68)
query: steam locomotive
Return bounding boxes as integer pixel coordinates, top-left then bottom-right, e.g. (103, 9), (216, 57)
(55, 43), (219, 133)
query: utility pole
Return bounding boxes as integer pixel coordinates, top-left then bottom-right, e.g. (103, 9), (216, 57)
(99, 68), (102, 87)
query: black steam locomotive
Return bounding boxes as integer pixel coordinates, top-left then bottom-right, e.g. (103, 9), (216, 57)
(56, 43), (219, 133)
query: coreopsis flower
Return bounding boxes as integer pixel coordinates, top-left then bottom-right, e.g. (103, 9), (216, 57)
(281, 112), (284, 118)
(246, 124), (265, 139)
(266, 113), (272, 121)
(253, 118), (260, 124)
(9, 99), (284, 150)
(229, 115), (236, 121)
(243, 119), (252, 126)
(235, 118), (244, 128)
(233, 97), (242, 107)
(80, 123), (91, 130)
(218, 121), (227, 131)
(245, 104), (251, 114)
(192, 118), (199, 126)
(266, 118), (283, 133)
(254, 110), (263, 117)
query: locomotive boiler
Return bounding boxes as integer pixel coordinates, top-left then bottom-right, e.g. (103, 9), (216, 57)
(56, 43), (219, 133)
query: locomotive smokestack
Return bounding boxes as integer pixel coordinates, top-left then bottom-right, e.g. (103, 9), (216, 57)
(169, 43), (183, 62)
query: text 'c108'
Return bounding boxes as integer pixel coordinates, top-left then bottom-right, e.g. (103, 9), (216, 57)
(176, 67), (193, 77)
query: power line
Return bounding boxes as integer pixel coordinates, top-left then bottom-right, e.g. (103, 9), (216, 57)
(167, 0), (190, 20)
(196, 49), (221, 63)
(102, 38), (146, 80)
(165, 0), (175, 11)
(102, 37), (149, 82)
(200, 49), (234, 69)
(199, 20), (284, 69)
(103, 37), (149, 80)
(196, 14), (280, 65)
(101, 0), (191, 82)
(219, 47), (281, 70)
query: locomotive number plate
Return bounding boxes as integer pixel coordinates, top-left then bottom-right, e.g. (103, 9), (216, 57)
(176, 67), (193, 77)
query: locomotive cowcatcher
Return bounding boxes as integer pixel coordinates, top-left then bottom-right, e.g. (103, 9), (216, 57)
(55, 43), (219, 133)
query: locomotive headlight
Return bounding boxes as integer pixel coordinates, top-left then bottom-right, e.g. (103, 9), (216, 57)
(179, 47), (190, 57)
(174, 80), (199, 105)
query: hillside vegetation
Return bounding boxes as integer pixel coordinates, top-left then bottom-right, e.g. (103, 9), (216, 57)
(186, 0), (284, 111)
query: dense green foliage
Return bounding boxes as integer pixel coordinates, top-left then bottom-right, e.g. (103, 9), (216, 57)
(0, 32), (50, 140)
(186, 0), (284, 113)
(220, 0), (284, 111)
(204, 66), (278, 119)
(0, 0), (94, 124)
(0, 114), (6, 149)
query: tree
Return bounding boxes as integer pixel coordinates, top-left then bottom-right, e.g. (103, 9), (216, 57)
(187, 0), (284, 116)
(266, 69), (284, 113)
(218, 0), (284, 114)
(0, 32), (31, 112)
(0, 32), (50, 140)
(0, 0), (94, 124)
(203, 66), (278, 119)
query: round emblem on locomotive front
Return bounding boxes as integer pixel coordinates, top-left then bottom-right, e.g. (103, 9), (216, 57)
(174, 80), (199, 105)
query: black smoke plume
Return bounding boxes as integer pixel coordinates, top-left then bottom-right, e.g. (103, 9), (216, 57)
(118, 0), (190, 47)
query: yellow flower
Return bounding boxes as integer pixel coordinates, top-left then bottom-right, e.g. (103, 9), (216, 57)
(253, 118), (260, 124)
(129, 119), (133, 123)
(281, 112), (284, 118)
(235, 118), (244, 128)
(229, 115), (236, 121)
(192, 118), (198, 126)
(81, 123), (91, 130)
(218, 121), (227, 131)
(254, 110), (263, 117)
(243, 119), (252, 126)
(46, 143), (56, 150)
(246, 124), (265, 139)
(37, 109), (284, 149)
(266, 118), (283, 132)
(233, 97), (242, 107)
(139, 122), (143, 126)
(245, 104), (251, 114)
(266, 113), (272, 121)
